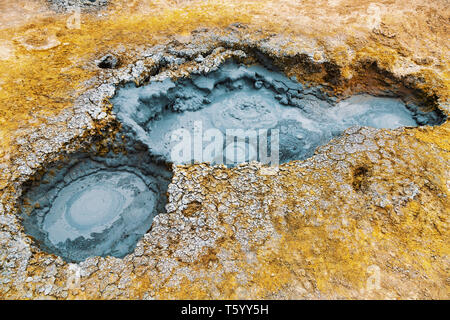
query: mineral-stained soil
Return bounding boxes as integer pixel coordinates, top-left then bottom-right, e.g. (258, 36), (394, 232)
(0, 0), (448, 299)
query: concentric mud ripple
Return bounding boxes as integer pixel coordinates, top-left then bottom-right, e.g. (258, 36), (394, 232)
(19, 150), (171, 263)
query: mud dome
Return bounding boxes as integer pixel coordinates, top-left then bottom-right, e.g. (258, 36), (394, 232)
(19, 148), (172, 263)
(112, 61), (444, 165)
(19, 60), (445, 263)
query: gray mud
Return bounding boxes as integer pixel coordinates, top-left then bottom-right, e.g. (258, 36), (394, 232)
(19, 146), (171, 263)
(112, 61), (444, 165)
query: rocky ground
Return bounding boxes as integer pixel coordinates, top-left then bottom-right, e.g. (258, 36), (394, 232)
(47, 1), (110, 13)
(0, 0), (448, 299)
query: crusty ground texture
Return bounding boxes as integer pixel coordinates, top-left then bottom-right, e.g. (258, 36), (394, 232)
(0, 0), (448, 299)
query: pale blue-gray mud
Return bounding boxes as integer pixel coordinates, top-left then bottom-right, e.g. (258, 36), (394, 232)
(112, 61), (444, 165)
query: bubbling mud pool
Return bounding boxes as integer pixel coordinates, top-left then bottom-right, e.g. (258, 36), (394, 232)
(20, 150), (172, 262)
(19, 60), (445, 262)
(112, 61), (444, 165)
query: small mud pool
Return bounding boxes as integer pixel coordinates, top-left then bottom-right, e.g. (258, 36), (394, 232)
(20, 60), (445, 262)
(20, 150), (172, 262)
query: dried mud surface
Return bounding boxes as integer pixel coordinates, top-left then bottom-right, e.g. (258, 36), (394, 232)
(0, 0), (448, 299)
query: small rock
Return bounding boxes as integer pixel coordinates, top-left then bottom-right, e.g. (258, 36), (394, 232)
(98, 54), (120, 69)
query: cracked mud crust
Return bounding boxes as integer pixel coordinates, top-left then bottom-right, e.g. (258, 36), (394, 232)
(0, 0), (449, 299)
